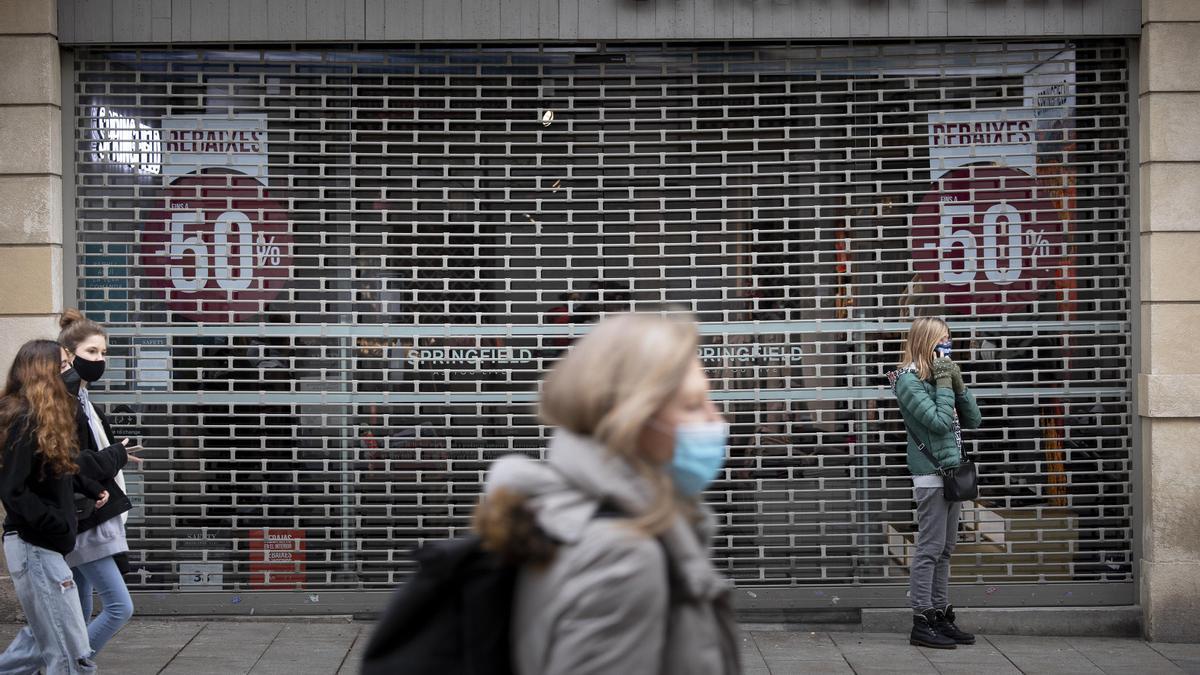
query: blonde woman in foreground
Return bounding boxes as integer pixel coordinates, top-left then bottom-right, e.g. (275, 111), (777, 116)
(474, 312), (741, 675)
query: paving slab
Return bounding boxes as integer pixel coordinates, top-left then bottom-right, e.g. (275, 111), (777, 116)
(985, 634), (1105, 673)
(828, 632), (938, 672)
(990, 656), (1106, 675)
(248, 623), (362, 675)
(738, 639), (769, 670)
(335, 627), (367, 675)
(933, 664), (1022, 675)
(1151, 642), (1200, 662)
(850, 668), (949, 675)
(751, 630), (844, 661)
(986, 634), (1095, 656)
(94, 621), (206, 675)
(1066, 636), (1185, 674)
(763, 659), (856, 674)
(159, 622), (285, 675)
(920, 636), (1023, 673)
(1171, 660), (1200, 675)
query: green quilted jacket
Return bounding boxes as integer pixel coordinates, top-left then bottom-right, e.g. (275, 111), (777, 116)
(888, 366), (983, 476)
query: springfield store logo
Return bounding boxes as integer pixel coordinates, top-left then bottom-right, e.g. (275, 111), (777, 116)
(406, 344), (803, 368)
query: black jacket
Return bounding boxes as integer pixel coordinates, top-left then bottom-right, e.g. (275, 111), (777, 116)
(0, 415), (104, 555)
(74, 398), (132, 533)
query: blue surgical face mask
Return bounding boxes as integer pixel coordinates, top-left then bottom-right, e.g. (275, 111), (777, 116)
(934, 340), (952, 358)
(665, 421), (728, 496)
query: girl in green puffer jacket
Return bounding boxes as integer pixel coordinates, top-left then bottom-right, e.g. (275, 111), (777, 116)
(887, 317), (982, 650)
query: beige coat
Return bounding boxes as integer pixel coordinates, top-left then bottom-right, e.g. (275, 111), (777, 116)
(484, 431), (742, 675)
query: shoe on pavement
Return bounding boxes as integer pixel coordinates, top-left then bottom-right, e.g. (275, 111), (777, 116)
(933, 605), (976, 645)
(911, 609), (957, 649)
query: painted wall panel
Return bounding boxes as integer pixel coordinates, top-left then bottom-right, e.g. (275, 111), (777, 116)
(169, 0), (189, 41)
(267, 0), (306, 41)
(57, 0), (1142, 44)
(228, 0), (267, 41)
(191, 0), (230, 41)
(363, 0), (384, 40)
(305, 0), (346, 40)
(345, 0), (365, 39)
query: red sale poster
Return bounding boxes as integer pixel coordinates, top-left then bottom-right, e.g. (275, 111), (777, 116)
(248, 529), (306, 590)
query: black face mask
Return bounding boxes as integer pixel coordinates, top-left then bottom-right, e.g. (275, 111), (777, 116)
(61, 368), (83, 397)
(72, 355), (106, 383)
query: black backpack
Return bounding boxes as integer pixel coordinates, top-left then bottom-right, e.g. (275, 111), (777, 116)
(362, 534), (516, 675)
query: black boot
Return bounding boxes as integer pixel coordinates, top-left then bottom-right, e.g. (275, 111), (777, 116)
(910, 610), (957, 649)
(934, 605), (976, 645)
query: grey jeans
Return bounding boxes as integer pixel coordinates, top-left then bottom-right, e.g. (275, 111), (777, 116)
(909, 487), (962, 613)
(0, 533), (96, 674)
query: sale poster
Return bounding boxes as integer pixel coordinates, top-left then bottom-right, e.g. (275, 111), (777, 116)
(248, 529), (306, 590)
(140, 115), (292, 323)
(918, 108), (1067, 315)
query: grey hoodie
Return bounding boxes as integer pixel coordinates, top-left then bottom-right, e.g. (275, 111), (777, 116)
(484, 431), (742, 675)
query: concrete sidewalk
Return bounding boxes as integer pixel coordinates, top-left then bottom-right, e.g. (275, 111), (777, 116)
(1, 620), (1197, 674)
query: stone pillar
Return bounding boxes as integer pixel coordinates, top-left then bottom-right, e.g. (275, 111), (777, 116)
(0, 0), (63, 371)
(0, 0), (61, 622)
(1139, 0), (1200, 643)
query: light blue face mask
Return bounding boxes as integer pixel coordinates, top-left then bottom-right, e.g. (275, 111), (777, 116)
(666, 421), (729, 496)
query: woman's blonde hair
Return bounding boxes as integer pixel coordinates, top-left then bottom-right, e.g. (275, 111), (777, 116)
(540, 312), (699, 536)
(899, 316), (950, 380)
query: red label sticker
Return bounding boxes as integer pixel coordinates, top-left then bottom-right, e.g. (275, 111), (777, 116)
(912, 165), (1063, 315)
(248, 529), (306, 590)
(142, 173), (292, 322)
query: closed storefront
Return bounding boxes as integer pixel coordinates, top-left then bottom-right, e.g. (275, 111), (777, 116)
(69, 39), (1134, 613)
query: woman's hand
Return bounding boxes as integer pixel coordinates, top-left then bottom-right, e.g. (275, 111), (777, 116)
(125, 444), (144, 467)
(950, 364), (965, 394)
(96, 491), (110, 509)
(932, 357), (956, 389)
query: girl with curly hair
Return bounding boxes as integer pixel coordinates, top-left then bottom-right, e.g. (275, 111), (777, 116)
(0, 339), (104, 674)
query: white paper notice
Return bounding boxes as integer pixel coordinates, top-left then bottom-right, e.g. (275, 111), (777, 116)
(927, 110), (1036, 181)
(161, 115), (268, 185)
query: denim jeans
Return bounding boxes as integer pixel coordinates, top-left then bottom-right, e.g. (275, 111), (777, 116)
(0, 533), (96, 675)
(73, 555), (133, 655)
(909, 487), (962, 613)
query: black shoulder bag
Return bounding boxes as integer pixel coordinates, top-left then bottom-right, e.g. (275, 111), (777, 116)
(909, 428), (978, 502)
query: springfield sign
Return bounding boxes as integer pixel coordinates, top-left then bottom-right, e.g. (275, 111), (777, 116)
(407, 343), (804, 368)
(160, 115), (268, 186)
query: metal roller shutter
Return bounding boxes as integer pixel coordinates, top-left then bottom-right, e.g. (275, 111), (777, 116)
(71, 40), (1133, 609)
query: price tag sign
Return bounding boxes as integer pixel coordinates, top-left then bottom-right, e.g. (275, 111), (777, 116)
(142, 173), (292, 322)
(912, 165), (1063, 315)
